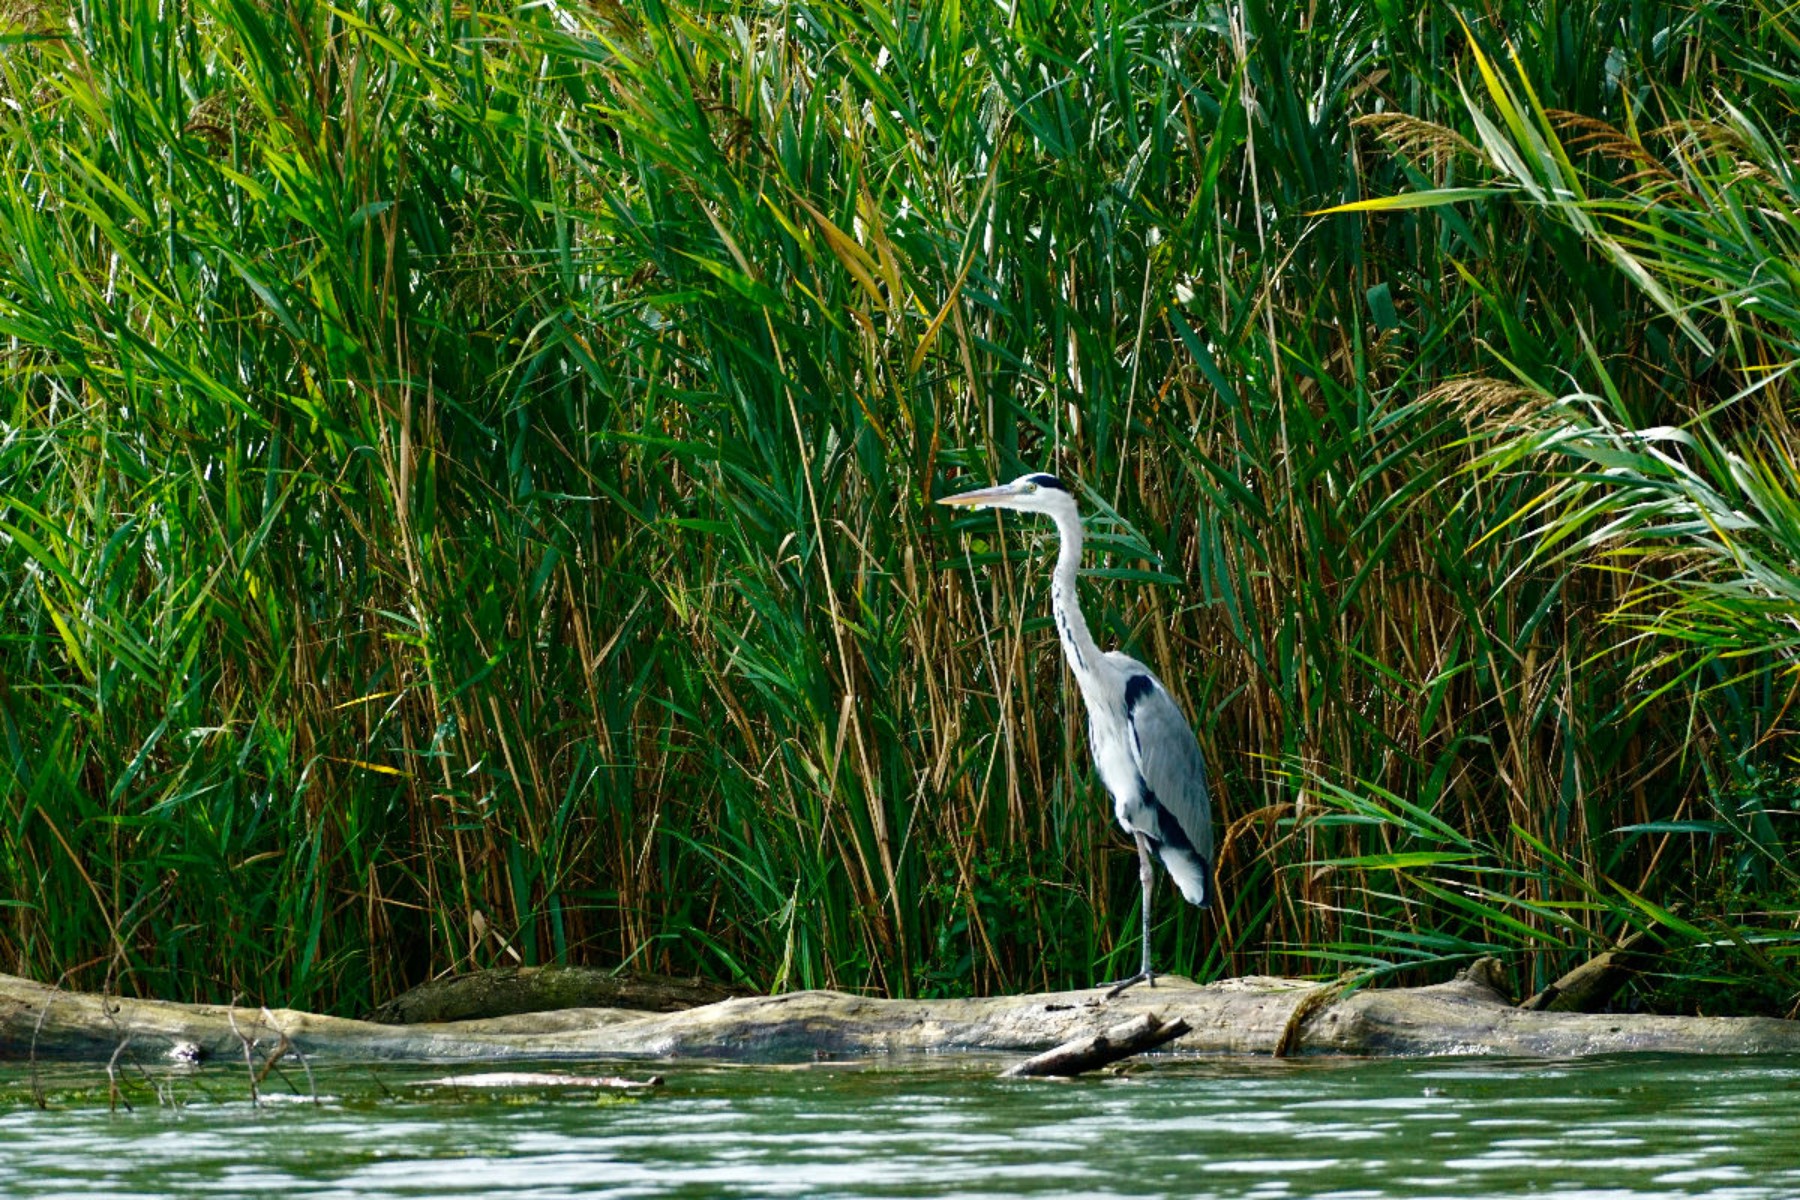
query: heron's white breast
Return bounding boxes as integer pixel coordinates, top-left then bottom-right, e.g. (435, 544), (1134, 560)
(1086, 707), (1150, 834)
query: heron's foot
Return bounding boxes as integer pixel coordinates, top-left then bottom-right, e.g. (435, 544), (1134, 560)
(1099, 969), (1156, 1001)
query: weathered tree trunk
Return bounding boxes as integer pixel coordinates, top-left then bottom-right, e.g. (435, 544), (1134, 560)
(5, 963), (1799, 1064)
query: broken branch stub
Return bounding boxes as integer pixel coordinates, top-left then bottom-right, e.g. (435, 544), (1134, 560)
(1522, 929), (1659, 1013)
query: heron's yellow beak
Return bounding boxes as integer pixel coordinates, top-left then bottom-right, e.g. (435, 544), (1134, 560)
(936, 484), (1018, 510)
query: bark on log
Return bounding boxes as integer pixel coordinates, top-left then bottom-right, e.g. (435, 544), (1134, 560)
(367, 967), (743, 1024)
(7, 961), (1800, 1065)
(1000, 1013), (1189, 1077)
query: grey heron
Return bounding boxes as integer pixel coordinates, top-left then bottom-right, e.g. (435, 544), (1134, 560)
(939, 472), (1214, 996)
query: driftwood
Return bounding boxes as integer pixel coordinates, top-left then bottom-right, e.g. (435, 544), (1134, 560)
(1000, 1012), (1189, 1077)
(1522, 928), (1659, 1012)
(368, 967), (743, 1024)
(417, 1071), (664, 1090)
(7, 961), (1800, 1065)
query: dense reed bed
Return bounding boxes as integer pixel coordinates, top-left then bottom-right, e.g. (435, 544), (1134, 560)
(1, 0), (1795, 1015)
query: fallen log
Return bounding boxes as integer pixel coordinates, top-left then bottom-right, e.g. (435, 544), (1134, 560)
(1000, 1012), (1189, 1077)
(1522, 928), (1659, 1013)
(367, 967), (744, 1024)
(6, 961), (1800, 1064)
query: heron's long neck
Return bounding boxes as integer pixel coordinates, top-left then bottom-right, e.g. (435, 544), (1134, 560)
(1049, 507), (1102, 679)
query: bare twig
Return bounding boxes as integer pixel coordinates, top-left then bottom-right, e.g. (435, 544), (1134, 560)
(260, 1006), (320, 1106)
(251, 1028), (290, 1091)
(224, 999), (260, 1108)
(27, 968), (77, 1111)
(95, 967), (163, 1104)
(106, 1036), (135, 1114)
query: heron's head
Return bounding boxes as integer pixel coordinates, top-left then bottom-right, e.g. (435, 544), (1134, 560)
(936, 472), (1077, 517)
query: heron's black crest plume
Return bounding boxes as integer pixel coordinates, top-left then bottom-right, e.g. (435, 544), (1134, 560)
(1025, 473), (1066, 491)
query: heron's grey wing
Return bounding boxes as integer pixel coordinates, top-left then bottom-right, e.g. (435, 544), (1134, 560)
(1123, 672), (1215, 868)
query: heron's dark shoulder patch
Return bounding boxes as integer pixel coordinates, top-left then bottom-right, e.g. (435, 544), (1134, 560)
(1123, 673), (1156, 713)
(1025, 473), (1066, 491)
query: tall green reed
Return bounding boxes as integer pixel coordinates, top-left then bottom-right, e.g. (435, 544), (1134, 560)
(1320, 18), (1800, 1004)
(0, 0), (1793, 1013)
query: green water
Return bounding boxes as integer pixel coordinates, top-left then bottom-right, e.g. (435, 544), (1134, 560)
(1, 1055), (1796, 1198)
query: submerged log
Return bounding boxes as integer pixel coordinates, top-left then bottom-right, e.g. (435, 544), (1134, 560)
(6, 961), (1800, 1064)
(417, 1071), (664, 1090)
(1000, 1012), (1190, 1077)
(367, 967), (743, 1024)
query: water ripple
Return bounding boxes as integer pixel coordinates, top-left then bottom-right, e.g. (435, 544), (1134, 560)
(1, 1056), (1798, 1198)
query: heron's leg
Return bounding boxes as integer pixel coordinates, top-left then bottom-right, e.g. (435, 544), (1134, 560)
(1136, 831), (1156, 985)
(1102, 834), (1158, 1000)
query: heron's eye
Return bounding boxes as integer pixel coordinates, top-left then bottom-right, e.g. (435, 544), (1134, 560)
(1023, 481), (1039, 493)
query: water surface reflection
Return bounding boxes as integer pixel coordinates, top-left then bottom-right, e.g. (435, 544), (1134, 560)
(0, 1055), (1795, 1198)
